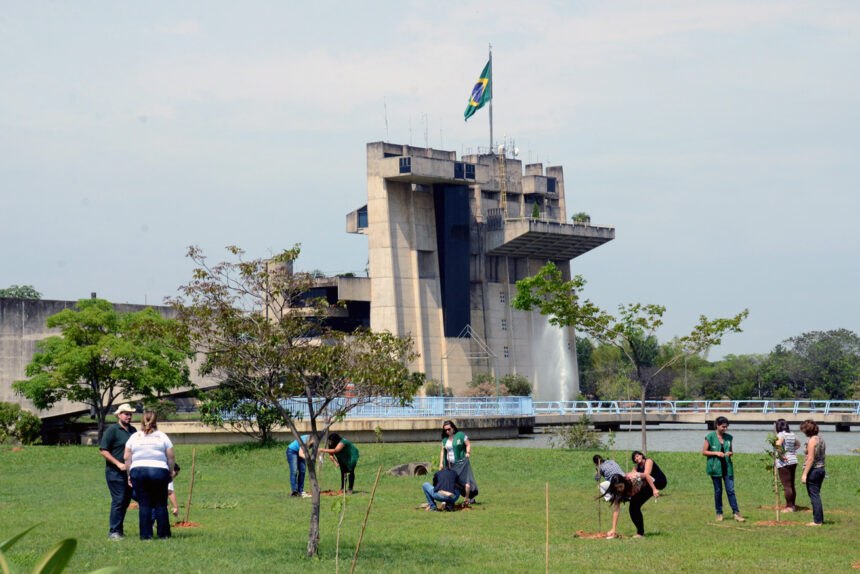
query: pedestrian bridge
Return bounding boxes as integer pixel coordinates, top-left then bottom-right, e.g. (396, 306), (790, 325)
(532, 400), (860, 431)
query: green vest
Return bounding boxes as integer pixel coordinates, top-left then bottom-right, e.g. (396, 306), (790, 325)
(334, 438), (359, 472)
(705, 431), (733, 477)
(442, 431), (468, 462)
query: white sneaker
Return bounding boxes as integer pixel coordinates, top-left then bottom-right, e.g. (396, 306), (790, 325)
(301, 492), (312, 498)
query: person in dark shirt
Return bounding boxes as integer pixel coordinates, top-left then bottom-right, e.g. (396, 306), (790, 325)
(422, 468), (468, 512)
(98, 403), (137, 540)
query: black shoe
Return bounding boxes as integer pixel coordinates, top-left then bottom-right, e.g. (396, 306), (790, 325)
(290, 491), (299, 497)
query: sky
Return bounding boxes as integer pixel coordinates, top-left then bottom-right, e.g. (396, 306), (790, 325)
(2, 1), (858, 360)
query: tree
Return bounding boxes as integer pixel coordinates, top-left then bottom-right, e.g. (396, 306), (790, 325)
(168, 245), (420, 558)
(511, 261), (748, 452)
(783, 329), (860, 399)
(13, 299), (192, 440)
(0, 402), (42, 445)
(198, 384), (281, 444)
(0, 284), (42, 299)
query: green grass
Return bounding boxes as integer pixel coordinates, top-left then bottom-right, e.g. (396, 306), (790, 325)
(1, 442), (857, 573)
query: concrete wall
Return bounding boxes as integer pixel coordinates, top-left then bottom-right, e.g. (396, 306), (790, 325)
(0, 298), (211, 418)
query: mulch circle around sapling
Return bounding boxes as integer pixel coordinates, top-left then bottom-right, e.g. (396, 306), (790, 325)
(173, 522), (200, 528)
(573, 530), (621, 539)
(319, 490), (357, 497)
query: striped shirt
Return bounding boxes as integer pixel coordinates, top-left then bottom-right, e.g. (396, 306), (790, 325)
(776, 431), (798, 468)
(598, 460), (624, 480)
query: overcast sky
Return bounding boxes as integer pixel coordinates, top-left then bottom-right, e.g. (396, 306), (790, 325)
(2, 1), (858, 359)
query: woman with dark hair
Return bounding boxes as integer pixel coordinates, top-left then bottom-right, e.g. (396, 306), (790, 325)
(439, 420), (479, 503)
(702, 416), (745, 522)
(320, 433), (360, 494)
(124, 411), (176, 540)
(605, 471), (647, 539)
(774, 419), (799, 512)
(800, 419), (826, 526)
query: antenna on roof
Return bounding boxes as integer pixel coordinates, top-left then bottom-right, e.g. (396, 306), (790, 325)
(384, 97), (389, 142)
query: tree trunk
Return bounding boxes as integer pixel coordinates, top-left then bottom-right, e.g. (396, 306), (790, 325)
(306, 458), (321, 558)
(97, 409), (107, 441)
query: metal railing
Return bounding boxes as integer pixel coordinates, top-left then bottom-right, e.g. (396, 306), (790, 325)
(222, 396), (535, 421)
(533, 400), (860, 416)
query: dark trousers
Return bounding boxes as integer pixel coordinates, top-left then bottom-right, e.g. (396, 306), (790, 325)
(106, 467), (132, 535)
(777, 464), (797, 508)
(806, 467), (825, 524)
(130, 466), (171, 539)
(340, 467), (355, 492)
(628, 489), (652, 535)
(711, 475), (740, 515)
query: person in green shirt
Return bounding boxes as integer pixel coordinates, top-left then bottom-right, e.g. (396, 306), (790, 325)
(320, 433), (359, 494)
(98, 403), (137, 539)
(702, 416), (745, 522)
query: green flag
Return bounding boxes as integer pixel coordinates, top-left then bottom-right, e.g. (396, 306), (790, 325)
(464, 59), (492, 121)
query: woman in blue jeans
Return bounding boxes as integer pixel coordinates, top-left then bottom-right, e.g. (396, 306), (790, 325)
(702, 416), (745, 522)
(800, 419), (826, 526)
(124, 411), (176, 540)
(286, 434), (310, 497)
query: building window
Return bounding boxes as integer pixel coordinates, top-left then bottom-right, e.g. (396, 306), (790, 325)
(547, 177), (557, 194)
(399, 157), (411, 173)
(503, 346), (509, 358)
(465, 164), (476, 179)
(454, 162), (464, 179)
(499, 291), (506, 303)
(501, 319), (507, 331)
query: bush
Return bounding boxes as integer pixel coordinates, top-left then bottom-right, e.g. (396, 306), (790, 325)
(0, 402), (41, 445)
(142, 397), (177, 421)
(422, 380), (452, 397)
(499, 374), (531, 396)
(463, 382), (509, 397)
(549, 416), (603, 450)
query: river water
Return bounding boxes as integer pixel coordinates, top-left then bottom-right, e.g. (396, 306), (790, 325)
(482, 424), (860, 455)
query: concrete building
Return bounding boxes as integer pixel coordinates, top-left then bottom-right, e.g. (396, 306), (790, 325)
(339, 142), (615, 401)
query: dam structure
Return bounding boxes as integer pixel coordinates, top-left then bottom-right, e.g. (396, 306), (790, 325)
(330, 142), (616, 400)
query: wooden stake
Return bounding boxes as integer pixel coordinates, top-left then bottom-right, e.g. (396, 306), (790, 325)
(545, 483), (549, 574)
(350, 465), (383, 574)
(183, 447), (197, 524)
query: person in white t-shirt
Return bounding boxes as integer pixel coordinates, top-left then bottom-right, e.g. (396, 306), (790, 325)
(124, 411), (176, 540)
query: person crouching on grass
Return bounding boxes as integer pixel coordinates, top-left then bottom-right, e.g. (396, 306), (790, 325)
(422, 467), (468, 512)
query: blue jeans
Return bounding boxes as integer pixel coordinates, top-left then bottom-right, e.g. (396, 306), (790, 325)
(286, 449), (306, 493)
(806, 467), (825, 524)
(106, 466), (132, 535)
(422, 482), (458, 509)
(711, 475), (740, 515)
(130, 466), (171, 540)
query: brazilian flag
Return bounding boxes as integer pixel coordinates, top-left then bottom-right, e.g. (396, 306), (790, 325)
(464, 59), (492, 121)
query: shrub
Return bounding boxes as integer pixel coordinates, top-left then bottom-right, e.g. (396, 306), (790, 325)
(141, 397), (177, 421)
(0, 402), (41, 445)
(422, 379), (452, 397)
(499, 374), (531, 396)
(549, 416), (603, 450)
(463, 382), (509, 397)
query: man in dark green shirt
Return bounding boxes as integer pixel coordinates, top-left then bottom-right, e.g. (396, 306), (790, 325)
(99, 403), (136, 540)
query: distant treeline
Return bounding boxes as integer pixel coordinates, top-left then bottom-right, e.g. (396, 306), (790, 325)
(576, 328), (860, 401)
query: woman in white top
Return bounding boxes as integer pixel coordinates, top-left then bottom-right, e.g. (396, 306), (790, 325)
(124, 411), (176, 540)
(774, 419), (799, 512)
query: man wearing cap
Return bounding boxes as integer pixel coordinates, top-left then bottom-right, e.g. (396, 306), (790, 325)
(99, 403), (136, 540)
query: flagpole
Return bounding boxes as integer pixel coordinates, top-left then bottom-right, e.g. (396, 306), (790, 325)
(488, 43), (494, 153)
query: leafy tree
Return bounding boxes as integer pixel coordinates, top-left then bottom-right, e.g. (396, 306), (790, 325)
(0, 284), (42, 299)
(575, 337), (596, 397)
(499, 374), (532, 396)
(0, 402), (42, 445)
(783, 329), (860, 399)
(168, 245), (419, 558)
(198, 384), (281, 444)
(531, 202), (540, 219)
(13, 299), (192, 440)
(511, 261), (748, 452)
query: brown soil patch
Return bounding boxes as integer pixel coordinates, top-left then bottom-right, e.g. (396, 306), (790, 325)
(755, 520), (802, 526)
(12, 447), (24, 452)
(573, 530), (621, 539)
(852, 561), (860, 569)
(320, 490), (347, 497)
(173, 521), (200, 528)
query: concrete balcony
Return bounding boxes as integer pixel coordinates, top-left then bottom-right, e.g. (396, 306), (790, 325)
(378, 155), (490, 185)
(485, 219), (615, 260)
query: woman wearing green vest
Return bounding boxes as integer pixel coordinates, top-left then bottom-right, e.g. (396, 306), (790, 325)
(702, 416), (745, 522)
(439, 420), (479, 503)
(321, 433), (359, 494)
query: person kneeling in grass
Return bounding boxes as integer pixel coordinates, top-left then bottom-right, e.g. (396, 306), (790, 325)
(422, 467), (469, 512)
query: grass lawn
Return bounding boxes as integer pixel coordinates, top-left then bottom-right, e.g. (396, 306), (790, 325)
(1, 441), (857, 573)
